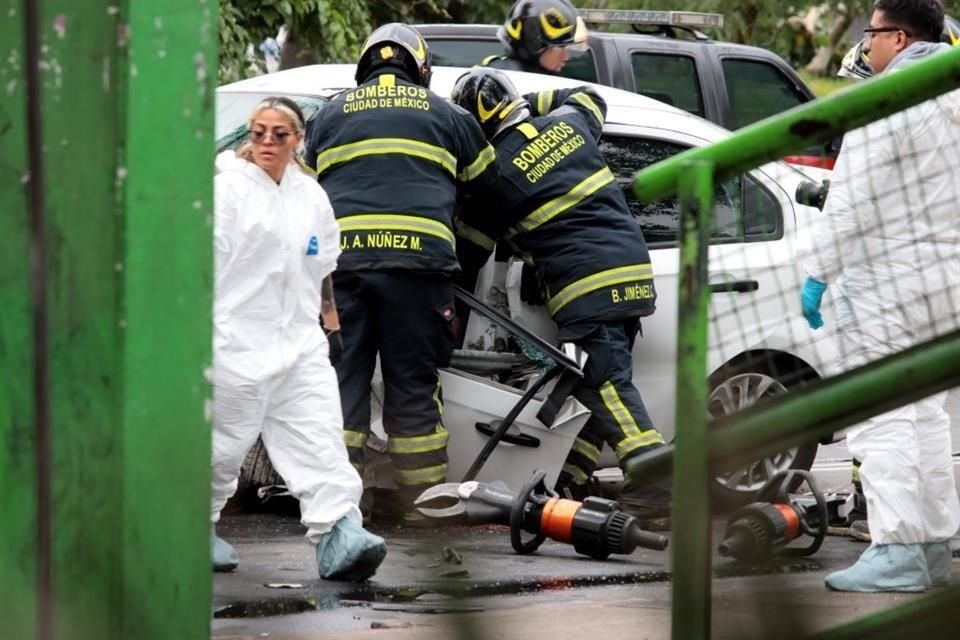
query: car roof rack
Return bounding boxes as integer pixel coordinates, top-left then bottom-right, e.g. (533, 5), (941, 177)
(578, 9), (724, 41)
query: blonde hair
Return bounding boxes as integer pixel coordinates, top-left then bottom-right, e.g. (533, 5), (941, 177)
(235, 96), (307, 167)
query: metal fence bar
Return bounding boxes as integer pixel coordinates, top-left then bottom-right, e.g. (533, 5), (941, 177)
(624, 328), (960, 485)
(628, 38), (960, 640)
(671, 160), (715, 640)
(811, 585), (960, 639)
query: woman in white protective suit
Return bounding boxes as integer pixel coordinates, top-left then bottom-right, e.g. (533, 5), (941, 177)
(211, 96), (386, 581)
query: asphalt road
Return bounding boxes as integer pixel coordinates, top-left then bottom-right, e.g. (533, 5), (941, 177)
(211, 512), (960, 640)
(211, 390), (960, 639)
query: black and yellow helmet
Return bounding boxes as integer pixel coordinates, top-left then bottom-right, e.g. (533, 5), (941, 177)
(497, 0), (588, 62)
(837, 38), (873, 80)
(355, 23), (432, 87)
(451, 68), (530, 140)
(944, 14), (960, 45)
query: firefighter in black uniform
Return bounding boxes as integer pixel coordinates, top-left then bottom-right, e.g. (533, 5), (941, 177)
(304, 24), (497, 521)
(482, 0), (588, 75)
(450, 67), (671, 522)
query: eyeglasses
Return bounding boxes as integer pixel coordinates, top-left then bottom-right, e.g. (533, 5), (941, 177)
(249, 129), (293, 144)
(863, 26), (912, 39)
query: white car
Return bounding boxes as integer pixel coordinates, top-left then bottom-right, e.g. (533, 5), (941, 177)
(217, 64), (838, 507)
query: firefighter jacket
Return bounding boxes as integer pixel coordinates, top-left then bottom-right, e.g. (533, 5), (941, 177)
(305, 68), (497, 275)
(456, 86), (657, 328)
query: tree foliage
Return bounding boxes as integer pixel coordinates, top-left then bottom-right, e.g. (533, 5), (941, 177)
(219, 0), (960, 83)
(218, 0), (511, 83)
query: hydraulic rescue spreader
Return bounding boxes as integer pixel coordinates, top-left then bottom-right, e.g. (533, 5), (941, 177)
(415, 469), (668, 559)
(718, 469), (829, 561)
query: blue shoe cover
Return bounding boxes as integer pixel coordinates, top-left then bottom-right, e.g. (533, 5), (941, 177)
(212, 533), (240, 572)
(924, 542), (952, 587)
(825, 544), (929, 592)
(316, 517), (386, 582)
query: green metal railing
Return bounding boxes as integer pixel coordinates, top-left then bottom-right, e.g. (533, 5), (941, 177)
(630, 46), (960, 639)
(2, 1), (215, 639)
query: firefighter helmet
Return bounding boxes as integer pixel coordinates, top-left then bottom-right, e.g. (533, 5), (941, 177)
(355, 23), (432, 88)
(498, 0), (588, 62)
(943, 14), (960, 45)
(451, 68), (530, 140)
(837, 38), (873, 80)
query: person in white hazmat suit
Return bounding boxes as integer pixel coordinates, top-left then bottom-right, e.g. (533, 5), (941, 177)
(800, 0), (960, 592)
(211, 96), (386, 581)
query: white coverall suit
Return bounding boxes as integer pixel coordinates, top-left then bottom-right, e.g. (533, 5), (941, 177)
(212, 152), (362, 544)
(803, 43), (960, 548)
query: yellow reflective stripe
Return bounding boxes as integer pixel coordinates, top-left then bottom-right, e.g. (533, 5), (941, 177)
(537, 90), (553, 115)
(338, 214), (455, 247)
(600, 380), (641, 437)
(388, 426), (449, 455)
(547, 264), (653, 315)
(343, 430), (368, 448)
(571, 437), (601, 464)
(458, 144), (496, 182)
(516, 122), (539, 139)
(615, 432), (666, 459)
(455, 219), (496, 251)
(315, 138), (457, 177)
(851, 464), (861, 483)
(509, 167), (614, 236)
(395, 463), (448, 486)
(572, 92), (604, 127)
(562, 463), (590, 484)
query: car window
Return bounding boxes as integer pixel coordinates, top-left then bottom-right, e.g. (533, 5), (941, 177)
(599, 135), (783, 247)
(556, 49), (598, 83)
(721, 58), (808, 129)
(429, 39), (504, 68)
(630, 53), (704, 119)
(425, 38), (598, 83)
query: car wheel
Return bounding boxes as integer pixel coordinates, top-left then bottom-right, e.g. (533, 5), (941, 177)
(238, 437), (282, 492)
(708, 369), (818, 510)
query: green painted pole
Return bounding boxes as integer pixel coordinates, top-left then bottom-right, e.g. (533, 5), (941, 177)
(0, 0), (38, 636)
(119, 1), (215, 637)
(1, 1), (215, 638)
(624, 329), (960, 485)
(632, 46), (960, 202)
(671, 160), (714, 640)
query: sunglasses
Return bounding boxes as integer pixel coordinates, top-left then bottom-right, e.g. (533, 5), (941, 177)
(863, 26), (912, 39)
(249, 129), (293, 144)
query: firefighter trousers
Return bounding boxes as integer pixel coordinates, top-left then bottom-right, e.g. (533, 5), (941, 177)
(556, 318), (666, 488)
(333, 270), (457, 507)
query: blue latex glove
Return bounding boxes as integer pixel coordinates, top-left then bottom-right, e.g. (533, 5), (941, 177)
(800, 277), (827, 330)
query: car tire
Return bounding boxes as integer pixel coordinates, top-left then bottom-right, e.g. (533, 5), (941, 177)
(238, 437), (282, 492)
(707, 367), (819, 511)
